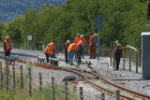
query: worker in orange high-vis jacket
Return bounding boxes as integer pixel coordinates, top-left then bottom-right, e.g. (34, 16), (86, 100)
(64, 40), (71, 64)
(74, 34), (80, 44)
(79, 34), (86, 59)
(89, 32), (95, 59)
(68, 42), (77, 65)
(44, 39), (56, 63)
(3, 36), (12, 60)
(114, 40), (122, 70)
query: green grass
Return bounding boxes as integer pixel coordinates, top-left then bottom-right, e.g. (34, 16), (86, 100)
(0, 88), (31, 100)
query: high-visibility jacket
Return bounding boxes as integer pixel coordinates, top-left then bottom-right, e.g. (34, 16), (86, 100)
(68, 43), (77, 51)
(74, 37), (80, 44)
(44, 42), (55, 55)
(89, 35), (94, 46)
(79, 37), (86, 45)
(3, 40), (11, 52)
(117, 43), (122, 50)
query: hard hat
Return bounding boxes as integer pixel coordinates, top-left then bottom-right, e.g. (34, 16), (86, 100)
(80, 34), (83, 38)
(67, 40), (70, 44)
(6, 36), (9, 39)
(79, 41), (83, 44)
(94, 34), (97, 36)
(115, 40), (119, 44)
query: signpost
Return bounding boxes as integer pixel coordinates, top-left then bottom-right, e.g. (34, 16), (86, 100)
(27, 35), (34, 50)
(94, 16), (103, 63)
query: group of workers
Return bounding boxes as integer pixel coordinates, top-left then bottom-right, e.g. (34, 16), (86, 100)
(3, 35), (122, 70)
(43, 32), (101, 65)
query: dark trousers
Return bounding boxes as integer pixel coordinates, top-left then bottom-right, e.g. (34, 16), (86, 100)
(45, 54), (49, 63)
(115, 50), (122, 70)
(65, 51), (68, 63)
(5, 51), (10, 59)
(77, 50), (82, 65)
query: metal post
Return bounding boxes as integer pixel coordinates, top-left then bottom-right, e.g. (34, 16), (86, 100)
(115, 90), (120, 100)
(64, 81), (68, 100)
(97, 27), (100, 63)
(39, 72), (42, 92)
(20, 65), (24, 89)
(80, 87), (83, 100)
(28, 68), (32, 97)
(52, 77), (55, 100)
(101, 93), (105, 100)
(6, 64), (9, 90)
(13, 64), (16, 91)
(0, 62), (2, 89)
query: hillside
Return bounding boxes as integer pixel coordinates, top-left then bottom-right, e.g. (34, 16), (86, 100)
(0, 0), (67, 23)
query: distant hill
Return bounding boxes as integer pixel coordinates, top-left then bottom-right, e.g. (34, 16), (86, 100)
(0, 0), (67, 23)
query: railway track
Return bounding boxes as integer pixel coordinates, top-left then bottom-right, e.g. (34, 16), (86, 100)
(0, 52), (149, 99)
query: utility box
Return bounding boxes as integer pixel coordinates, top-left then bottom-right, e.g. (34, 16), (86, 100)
(141, 32), (150, 79)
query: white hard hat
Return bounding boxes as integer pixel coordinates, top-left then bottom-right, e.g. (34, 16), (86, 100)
(67, 40), (70, 44)
(6, 36), (9, 39)
(115, 40), (119, 43)
(79, 41), (83, 44)
(94, 34), (97, 36)
(80, 34), (83, 38)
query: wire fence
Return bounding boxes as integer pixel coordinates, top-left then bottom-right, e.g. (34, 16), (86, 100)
(0, 58), (122, 100)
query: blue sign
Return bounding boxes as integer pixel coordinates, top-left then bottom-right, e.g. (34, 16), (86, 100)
(95, 16), (103, 25)
(145, 24), (150, 27)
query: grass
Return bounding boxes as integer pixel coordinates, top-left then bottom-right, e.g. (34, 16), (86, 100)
(0, 66), (79, 100)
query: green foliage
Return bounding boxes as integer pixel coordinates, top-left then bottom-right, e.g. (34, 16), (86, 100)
(1, 0), (150, 49)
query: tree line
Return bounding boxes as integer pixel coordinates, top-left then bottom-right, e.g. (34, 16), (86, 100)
(0, 0), (150, 49)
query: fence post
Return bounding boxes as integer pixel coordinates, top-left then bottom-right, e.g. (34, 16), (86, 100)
(115, 90), (120, 100)
(6, 64), (9, 90)
(136, 51), (138, 73)
(101, 93), (105, 100)
(64, 81), (68, 100)
(109, 42), (112, 67)
(102, 42), (104, 57)
(28, 68), (32, 97)
(52, 77), (55, 100)
(80, 87), (83, 100)
(123, 48), (125, 71)
(13, 63), (16, 91)
(0, 62), (2, 89)
(113, 42), (115, 68)
(129, 45), (131, 71)
(20, 65), (24, 88)
(39, 72), (42, 92)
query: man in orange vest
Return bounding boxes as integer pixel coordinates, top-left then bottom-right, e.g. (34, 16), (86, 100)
(64, 40), (70, 64)
(79, 34), (86, 59)
(89, 32), (95, 59)
(44, 39), (56, 63)
(74, 34), (80, 44)
(76, 41), (83, 65)
(115, 40), (122, 70)
(3, 36), (11, 59)
(68, 42), (77, 65)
